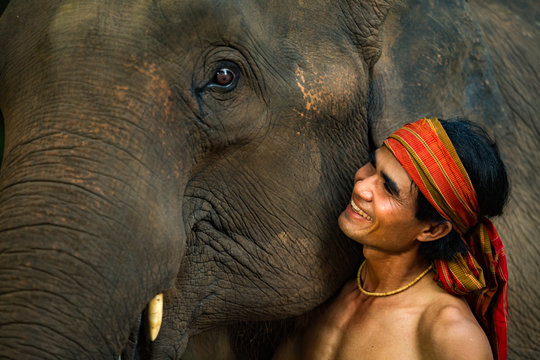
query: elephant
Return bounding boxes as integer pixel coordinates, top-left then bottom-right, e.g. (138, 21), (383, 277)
(0, 1), (538, 360)
(183, 1), (540, 359)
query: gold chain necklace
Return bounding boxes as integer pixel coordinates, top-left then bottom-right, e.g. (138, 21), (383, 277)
(356, 260), (433, 297)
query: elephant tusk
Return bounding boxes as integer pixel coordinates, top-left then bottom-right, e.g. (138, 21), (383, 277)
(148, 293), (163, 341)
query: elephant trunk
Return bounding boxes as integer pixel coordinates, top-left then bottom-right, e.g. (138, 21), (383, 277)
(0, 82), (188, 358)
(0, 125), (186, 358)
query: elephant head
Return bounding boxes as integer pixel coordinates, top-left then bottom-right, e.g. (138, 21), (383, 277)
(0, 0), (392, 358)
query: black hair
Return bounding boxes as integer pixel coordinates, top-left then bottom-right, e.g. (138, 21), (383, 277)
(415, 118), (509, 261)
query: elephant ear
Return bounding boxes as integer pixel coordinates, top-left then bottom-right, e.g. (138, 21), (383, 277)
(369, 0), (513, 144)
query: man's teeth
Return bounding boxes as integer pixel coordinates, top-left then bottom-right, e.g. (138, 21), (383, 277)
(350, 200), (372, 220)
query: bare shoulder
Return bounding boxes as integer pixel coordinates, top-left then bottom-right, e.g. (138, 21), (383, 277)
(418, 296), (493, 360)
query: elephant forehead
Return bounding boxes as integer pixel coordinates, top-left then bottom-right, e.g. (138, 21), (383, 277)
(294, 61), (366, 117)
(49, 1), (154, 53)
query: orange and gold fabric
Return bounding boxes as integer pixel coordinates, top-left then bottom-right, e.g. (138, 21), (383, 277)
(384, 117), (508, 360)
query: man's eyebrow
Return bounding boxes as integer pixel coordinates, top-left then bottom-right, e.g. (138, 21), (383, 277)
(372, 150), (400, 196)
(382, 172), (401, 197)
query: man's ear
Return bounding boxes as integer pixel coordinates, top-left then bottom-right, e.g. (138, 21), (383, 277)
(417, 221), (453, 242)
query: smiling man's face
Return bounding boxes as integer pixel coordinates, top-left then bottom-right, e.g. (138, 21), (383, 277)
(338, 147), (429, 255)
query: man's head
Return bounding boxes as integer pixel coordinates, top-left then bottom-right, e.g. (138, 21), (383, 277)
(412, 118), (509, 261)
(338, 146), (451, 254)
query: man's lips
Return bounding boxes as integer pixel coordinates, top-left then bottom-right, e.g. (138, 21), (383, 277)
(350, 199), (373, 221)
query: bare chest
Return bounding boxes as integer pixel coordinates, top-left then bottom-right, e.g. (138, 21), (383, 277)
(333, 302), (424, 360)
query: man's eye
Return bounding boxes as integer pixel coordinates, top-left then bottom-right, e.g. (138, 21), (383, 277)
(381, 173), (400, 198)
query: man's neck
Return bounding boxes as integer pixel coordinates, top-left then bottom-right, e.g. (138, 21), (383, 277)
(361, 246), (431, 295)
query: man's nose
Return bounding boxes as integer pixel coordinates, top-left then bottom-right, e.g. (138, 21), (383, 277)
(354, 179), (374, 202)
(354, 164), (375, 182)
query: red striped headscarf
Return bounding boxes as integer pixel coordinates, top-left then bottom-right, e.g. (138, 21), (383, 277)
(383, 117), (508, 360)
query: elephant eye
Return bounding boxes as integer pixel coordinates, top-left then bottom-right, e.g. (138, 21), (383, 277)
(215, 68), (234, 86)
(207, 61), (240, 91)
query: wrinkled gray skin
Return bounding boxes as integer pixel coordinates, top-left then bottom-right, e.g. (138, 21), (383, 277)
(0, 1), (538, 360)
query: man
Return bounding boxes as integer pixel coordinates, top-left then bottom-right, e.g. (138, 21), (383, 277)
(273, 118), (508, 360)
